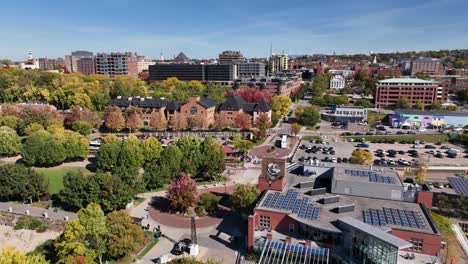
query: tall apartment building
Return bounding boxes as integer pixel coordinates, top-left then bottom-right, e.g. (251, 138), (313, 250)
(375, 78), (447, 108)
(269, 53), (288, 75)
(218, 50), (244, 64)
(137, 56), (156, 73)
(38, 58), (65, 71)
(95, 52), (138, 77)
(411, 57), (444, 75)
(77, 57), (95, 75)
(148, 64), (237, 82)
(236, 62), (266, 78)
(64, 51), (93, 73)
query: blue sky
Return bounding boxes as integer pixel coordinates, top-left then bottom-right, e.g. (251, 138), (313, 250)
(1, 0), (467, 60)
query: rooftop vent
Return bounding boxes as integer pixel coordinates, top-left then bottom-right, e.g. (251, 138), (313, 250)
(336, 204), (355, 214)
(321, 196), (340, 205)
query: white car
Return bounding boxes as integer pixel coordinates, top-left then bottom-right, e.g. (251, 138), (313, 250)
(331, 157), (337, 163)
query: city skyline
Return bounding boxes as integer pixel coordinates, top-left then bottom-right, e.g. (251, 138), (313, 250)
(1, 0), (468, 60)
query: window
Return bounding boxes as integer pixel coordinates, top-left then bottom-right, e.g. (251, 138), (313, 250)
(409, 237), (424, 252)
(259, 215), (270, 228)
(190, 107), (197, 115)
(289, 223), (295, 233)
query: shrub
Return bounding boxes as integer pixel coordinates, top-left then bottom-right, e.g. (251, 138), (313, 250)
(199, 192), (221, 212)
(14, 217), (48, 233)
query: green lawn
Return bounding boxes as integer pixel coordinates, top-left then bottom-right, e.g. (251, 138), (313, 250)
(35, 167), (92, 194)
(346, 134), (449, 143)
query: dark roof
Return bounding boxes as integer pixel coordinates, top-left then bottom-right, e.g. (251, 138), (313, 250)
(257, 99), (271, 112)
(108, 97), (169, 108)
(166, 101), (186, 111)
(218, 96), (247, 111)
(173, 52), (191, 63)
(197, 97), (217, 109)
(394, 109), (468, 117)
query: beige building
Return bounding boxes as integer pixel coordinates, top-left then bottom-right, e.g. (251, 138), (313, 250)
(268, 53), (288, 75)
(137, 56), (156, 73)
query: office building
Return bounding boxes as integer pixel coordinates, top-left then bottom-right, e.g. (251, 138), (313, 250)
(76, 57), (95, 75)
(38, 58), (64, 71)
(411, 57), (444, 76)
(235, 73), (302, 97)
(64, 51), (94, 73)
(148, 64), (236, 82)
(95, 52), (138, 77)
(137, 56), (155, 73)
(375, 78), (447, 108)
(269, 53), (289, 75)
(248, 159), (441, 264)
(390, 109), (468, 128)
(218, 50), (244, 64)
(321, 106), (368, 122)
(329, 75), (345, 90)
(236, 62), (266, 78)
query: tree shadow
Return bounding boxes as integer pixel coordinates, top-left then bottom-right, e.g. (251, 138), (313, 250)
(209, 212), (246, 251)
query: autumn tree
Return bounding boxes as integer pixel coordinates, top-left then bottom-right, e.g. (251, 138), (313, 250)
(150, 111), (168, 131)
(166, 172), (199, 212)
(105, 210), (145, 259)
(232, 184), (259, 215)
(270, 95), (292, 121)
(291, 123), (302, 137)
(125, 107), (143, 132)
(105, 108), (125, 132)
(64, 106), (101, 129)
(226, 87), (271, 103)
(234, 113), (253, 129)
(414, 101), (424, 110)
(350, 149), (373, 165)
(213, 113), (229, 130)
(0, 247), (48, 264)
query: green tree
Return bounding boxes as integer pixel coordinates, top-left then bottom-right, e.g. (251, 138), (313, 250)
(414, 101), (424, 110)
(166, 172), (199, 212)
(159, 145), (183, 180)
(105, 210), (145, 259)
(0, 164), (46, 202)
(350, 149), (373, 165)
(396, 97), (410, 109)
(24, 123), (45, 136)
(22, 130), (67, 166)
(429, 103), (442, 110)
(233, 135), (254, 156)
(415, 164), (427, 184)
(354, 99), (374, 108)
(0, 126), (22, 156)
(96, 142), (121, 171)
(0, 115), (19, 130)
(141, 136), (162, 163)
(102, 134), (120, 144)
(231, 184), (259, 215)
(199, 137), (225, 180)
(176, 136), (202, 175)
(72, 120), (92, 135)
(298, 107), (320, 127)
(116, 135), (144, 169)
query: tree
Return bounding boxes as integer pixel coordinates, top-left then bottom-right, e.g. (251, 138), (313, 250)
(96, 142), (121, 171)
(176, 136), (202, 175)
(270, 96), (292, 121)
(150, 111), (168, 131)
(159, 145), (183, 180)
(310, 73), (331, 96)
(64, 106), (101, 129)
(166, 173), (198, 212)
(141, 136), (162, 163)
(0, 247), (49, 264)
(102, 134), (120, 144)
(429, 102), (442, 110)
(396, 97), (410, 109)
(231, 184), (259, 215)
(226, 87), (271, 103)
(22, 130), (67, 166)
(116, 135), (144, 169)
(205, 83), (230, 103)
(125, 112), (143, 132)
(199, 137), (225, 180)
(255, 113), (271, 130)
(24, 123), (45, 136)
(0, 115), (19, 130)
(213, 113), (229, 130)
(56, 130), (89, 161)
(446, 105), (458, 111)
(234, 113), (253, 129)
(105, 109), (125, 132)
(72, 120), (92, 135)
(414, 101), (424, 110)
(233, 135), (254, 155)
(291, 123), (302, 137)
(415, 164), (427, 184)
(298, 107), (320, 127)
(350, 149), (373, 165)
(354, 99), (374, 108)
(0, 126), (22, 156)
(105, 210), (145, 259)
(0, 164), (46, 202)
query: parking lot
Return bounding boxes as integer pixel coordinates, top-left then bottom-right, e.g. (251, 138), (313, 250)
(293, 138), (467, 167)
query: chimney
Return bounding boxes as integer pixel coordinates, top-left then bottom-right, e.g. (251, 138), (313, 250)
(267, 233), (273, 241)
(285, 237), (292, 244)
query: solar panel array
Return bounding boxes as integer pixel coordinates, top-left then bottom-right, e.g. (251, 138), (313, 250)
(345, 169), (396, 184)
(261, 190), (320, 220)
(363, 207), (426, 229)
(265, 241), (328, 256)
(448, 177), (468, 196)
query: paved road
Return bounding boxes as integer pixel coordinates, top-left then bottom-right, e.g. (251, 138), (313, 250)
(0, 202), (77, 221)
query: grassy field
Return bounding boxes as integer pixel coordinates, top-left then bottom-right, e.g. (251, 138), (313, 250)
(346, 134), (449, 143)
(35, 167), (92, 194)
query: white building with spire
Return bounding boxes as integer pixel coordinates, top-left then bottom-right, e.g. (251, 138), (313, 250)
(19, 50), (40, 70)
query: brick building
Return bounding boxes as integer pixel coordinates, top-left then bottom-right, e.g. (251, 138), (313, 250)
(375, 78), (447, 108)
(248, 159), (442, 263)
(108, 95), (271, 130)
(234, 74), (302, 97)
(76, 57), (95, 75)
(411, 57), (444, 76)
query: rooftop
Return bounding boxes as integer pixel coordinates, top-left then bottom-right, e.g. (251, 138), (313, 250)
(378, 78), (434, 84)
(394, 109), (468, 117)
(332, 166), (402, 187)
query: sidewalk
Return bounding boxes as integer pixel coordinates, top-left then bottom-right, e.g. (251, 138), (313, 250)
(0, 202), (77, 221)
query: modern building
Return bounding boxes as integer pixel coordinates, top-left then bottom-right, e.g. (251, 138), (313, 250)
(269, 53), (289, 75)
(64, 51), (94, 73)
(137, 56), (155, 73)
(95, 52), (138, 77)
(329, 75), (345, 90)
(38, 58), (64, 71)
(236, 62), (266, 78)
(411, 57), (444, 76)
(248, 159), (441, 264)
(235, 73), (302, 97)
(321, 106), (368, 122)
(148, 64), (237, 82)
(389, 109), (468, 128)
(375, 78), (447, 108)
(76, 57), (95, 75)
(218, 50), (244, 65)
(108, 95), (271, 129)
(19, 50), (40, 70)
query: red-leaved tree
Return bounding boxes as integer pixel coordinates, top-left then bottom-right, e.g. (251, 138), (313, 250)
(226, 87), (271, 103)
(166, 172), (199, 212)
(234, 113), (253, 129)
(105, 109), (125, 132)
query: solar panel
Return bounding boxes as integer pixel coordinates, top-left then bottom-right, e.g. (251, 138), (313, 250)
(292, 199), (302, 214)
(305, 204), (314, 219)
(298, 201), (308, 218)
(288, 192), (298, 211)
(262, 193), (274, 207)
(313, 208), (320, 220)
(377, 209), (387, 225)
(274, 195), (286, 209)
(448, 177), (468, 196)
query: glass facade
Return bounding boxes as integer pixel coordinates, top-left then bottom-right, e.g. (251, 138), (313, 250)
(350, 230), (399, 264)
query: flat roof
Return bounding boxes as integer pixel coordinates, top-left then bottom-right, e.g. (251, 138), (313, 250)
(378, 78), (433, 84)
(333, 166), (402, 187)
(394, 109), (468, 117)
(338, 217), (412, 249)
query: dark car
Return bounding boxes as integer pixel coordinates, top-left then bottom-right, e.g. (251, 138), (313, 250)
(396, 131), (404, 135)
(398, 150), (405, 155)
(425, 145), (436, 149)
(342, 157), (348, 163)
(356, 143), (369, 148)
(171, 239), (191, 256)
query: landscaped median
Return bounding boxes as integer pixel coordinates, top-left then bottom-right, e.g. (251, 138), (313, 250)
(344, 134), (449, 144)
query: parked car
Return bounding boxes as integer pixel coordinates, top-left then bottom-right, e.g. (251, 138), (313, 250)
(425, 145), (436, 149)
(356, 143), (369, 148)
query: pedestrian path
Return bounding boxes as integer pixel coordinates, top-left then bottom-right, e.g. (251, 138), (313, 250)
(0, 202), (77, 221)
